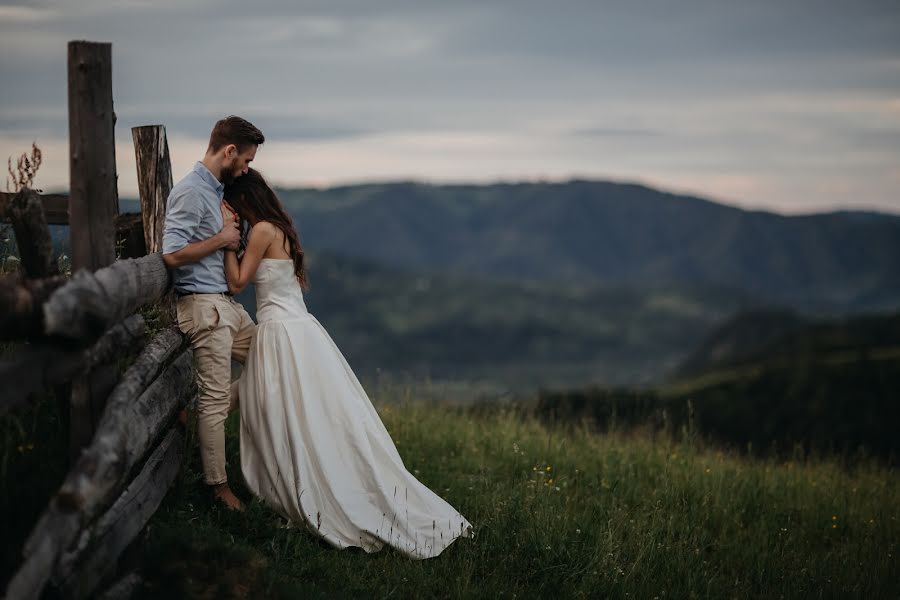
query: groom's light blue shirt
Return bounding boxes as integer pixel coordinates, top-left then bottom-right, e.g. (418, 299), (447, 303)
(162, 162), (228, 294)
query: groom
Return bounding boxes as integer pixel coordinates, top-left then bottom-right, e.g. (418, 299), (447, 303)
(162, 115), (264, 511)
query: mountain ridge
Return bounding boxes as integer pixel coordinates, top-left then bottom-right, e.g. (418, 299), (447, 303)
(264, 179), (900, 314)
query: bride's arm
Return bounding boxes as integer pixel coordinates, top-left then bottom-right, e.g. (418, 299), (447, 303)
(224, 221), (276, 295)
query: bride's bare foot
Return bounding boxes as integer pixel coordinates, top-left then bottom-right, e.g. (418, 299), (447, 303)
(211, 483), (245, 512)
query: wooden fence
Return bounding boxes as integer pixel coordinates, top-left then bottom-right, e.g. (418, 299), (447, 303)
(1, 41), (192, 600)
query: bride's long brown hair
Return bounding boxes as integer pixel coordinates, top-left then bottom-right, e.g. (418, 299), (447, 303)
(223, 168), (309, 290)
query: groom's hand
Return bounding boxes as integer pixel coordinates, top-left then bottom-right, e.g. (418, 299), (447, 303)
(219, 217), (241, 249)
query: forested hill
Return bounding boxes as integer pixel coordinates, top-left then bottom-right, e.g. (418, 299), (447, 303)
(273, 179), (900, 313)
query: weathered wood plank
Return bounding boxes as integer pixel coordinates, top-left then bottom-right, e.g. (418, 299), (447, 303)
(55, 427), (185, 600)
(0, 191), (70, 225)
(67, 40), (118, 272)
(0, 273), (68, 339)
(0, 314), (146, 416)
(42, 253), (170, 342)
(68, 40), (121, 455)
(2, 348), (194, 600)
(69, 361), (120, 462)
(57, 329), (188, 513)
(132, 125), (173, 254)
(1, 253), (170, 342)
(6, 188), (58, 277)
(96, 572), (144, 600)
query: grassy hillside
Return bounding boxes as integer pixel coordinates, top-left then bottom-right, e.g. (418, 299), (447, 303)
(137, 399), (898, 598)
(675, 308), (808, 376)
(537, 311), (900, 459)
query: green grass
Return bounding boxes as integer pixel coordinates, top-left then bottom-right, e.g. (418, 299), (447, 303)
(140, 399), (899, 599)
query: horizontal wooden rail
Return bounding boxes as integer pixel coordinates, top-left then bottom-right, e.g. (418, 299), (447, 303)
(0, 314), (146, 415)
(56, 427), (185, 599)
(44, 253), (170, 341)
(4, 333), (194, 600)
(1, 253), (170, 341)
(0, 191), (70, 225)
(57, 328), (188, 513)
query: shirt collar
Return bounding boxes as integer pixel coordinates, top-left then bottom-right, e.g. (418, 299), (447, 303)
(193, 161), (225, 197)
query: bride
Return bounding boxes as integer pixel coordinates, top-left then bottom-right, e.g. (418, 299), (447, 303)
(220, 168), (472, 559)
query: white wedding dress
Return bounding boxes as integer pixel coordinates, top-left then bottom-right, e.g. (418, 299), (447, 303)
(238, 258), (473, 559)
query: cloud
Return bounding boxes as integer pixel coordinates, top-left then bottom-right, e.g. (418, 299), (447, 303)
(1, 0), (898, 214)
(0, 5), (60, 23)
(574, 127), (666, 139)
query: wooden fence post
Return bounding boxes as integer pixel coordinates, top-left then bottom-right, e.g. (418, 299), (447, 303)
(68, 40), (118, 269)
(67, 40), (120, 458)
(131, 125), (173, 254)
(8, 189), (58, 277)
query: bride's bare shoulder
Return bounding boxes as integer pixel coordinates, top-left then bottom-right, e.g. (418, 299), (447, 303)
(252, 221), (290, 258)
(249, 221), (277, 237)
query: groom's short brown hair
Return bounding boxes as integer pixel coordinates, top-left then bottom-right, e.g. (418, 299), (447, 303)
(208, 116), (265, 153)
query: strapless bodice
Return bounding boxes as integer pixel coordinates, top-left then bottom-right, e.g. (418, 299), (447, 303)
(253, 258), (309, 323)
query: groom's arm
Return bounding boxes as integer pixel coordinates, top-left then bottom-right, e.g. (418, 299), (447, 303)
(161, 190), (239, 268)
(162, 234), (235, 268)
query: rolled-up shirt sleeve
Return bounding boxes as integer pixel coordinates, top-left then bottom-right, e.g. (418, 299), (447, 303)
(162, 189), (202, 255)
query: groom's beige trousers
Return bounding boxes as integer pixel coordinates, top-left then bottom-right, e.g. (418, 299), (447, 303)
(176, 292), (256, 485)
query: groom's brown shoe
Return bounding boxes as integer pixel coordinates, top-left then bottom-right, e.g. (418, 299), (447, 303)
(211, 483), (246, 512)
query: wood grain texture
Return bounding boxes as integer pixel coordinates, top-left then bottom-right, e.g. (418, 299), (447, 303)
(57, 330), (189, 515)
(42, 253), (171, 342)
(55, 428), (185, 600)
(67, 40), (118, 273)
(131, 125), (173, 254)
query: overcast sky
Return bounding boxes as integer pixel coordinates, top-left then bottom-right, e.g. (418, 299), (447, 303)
(1, 0), (898, 214)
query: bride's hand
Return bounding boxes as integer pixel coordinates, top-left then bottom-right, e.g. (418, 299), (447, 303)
(221, 201), (238, 225)
(220, 202), (241, 251)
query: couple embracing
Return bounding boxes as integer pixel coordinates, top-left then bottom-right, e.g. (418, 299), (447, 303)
(161, 116), (472, 559)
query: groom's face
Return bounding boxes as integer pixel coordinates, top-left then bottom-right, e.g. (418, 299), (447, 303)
(221, 144), (258, 184)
